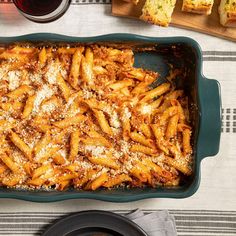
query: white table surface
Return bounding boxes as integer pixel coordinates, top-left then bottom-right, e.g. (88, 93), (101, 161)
(0, 1), (236, 235)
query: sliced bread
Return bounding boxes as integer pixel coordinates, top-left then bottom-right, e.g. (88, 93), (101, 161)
(219, 0), (236, 27)
(182, 0), (214, 15)
(140, 0), (177, 27)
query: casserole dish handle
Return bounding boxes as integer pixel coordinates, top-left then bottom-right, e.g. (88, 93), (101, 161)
(198, 77), (222, 160)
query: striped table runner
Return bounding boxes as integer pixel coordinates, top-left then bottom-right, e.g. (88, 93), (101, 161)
(0, 210), (235, 235)
(0, 1), (236, 236)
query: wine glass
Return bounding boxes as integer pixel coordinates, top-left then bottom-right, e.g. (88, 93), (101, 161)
(13, 0), (71, 23)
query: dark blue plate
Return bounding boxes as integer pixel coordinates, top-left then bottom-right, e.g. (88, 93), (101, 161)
(42, 210), (147, 236)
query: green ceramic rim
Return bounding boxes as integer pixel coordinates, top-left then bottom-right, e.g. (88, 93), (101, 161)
(0, 34), (222, 202)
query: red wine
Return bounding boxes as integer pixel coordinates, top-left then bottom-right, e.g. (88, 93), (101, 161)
(13, 0), (63, 16)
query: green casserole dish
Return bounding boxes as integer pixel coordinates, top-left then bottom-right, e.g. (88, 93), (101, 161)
(0, 33), (221, 202)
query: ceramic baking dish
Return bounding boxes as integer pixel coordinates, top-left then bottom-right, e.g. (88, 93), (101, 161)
(0, 34), (221, 202)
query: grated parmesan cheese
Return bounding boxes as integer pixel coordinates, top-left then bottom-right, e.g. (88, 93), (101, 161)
(7, 71), (21, 91)
(65, 94), (78, 110)
(119, 140), (130, 154)
(85, 145), (106, 157)
(140, 104), (152, 114)
(153, 153), (165, 164)
(29, 73), (43, 84)
(45, 62), (60, 84)
(33, 85), (54, 113)
(112, 149), (123, 159)
(0, 67), (8, 81)
(110, 111), (121, 128)
(102, 106), (113, 116)
(82, 89), (93, 99)
(80, 161), (92, 169)
(41, 103), (56, 113)
(57, 149), (67, 159)
(129, 97), (139, 107)
(122, 107), (131, 120)
(1, 97), (7, 102)
(27, 141), (36, 149)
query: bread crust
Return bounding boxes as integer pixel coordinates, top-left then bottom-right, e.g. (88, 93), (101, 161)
(221, 12), (236, 27)
(122, 0), (139, 4)
(140, 12), (169, 27)
(219, 0), (236, 27)
(182, 3), (213, 15)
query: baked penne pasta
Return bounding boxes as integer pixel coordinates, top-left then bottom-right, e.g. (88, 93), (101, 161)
(69, 130), (81, 161)
(140, 83), (170, 102)
(22, 94), (37, 118)
(53, 114), (86, 128)
(87, 156), (120, 170)
(39, 47), (47, 66)
(7, 85), (31, 98)
(9, 131), (32, 161)
(56, 73), (71, 102)
(92, 109), (113, 136)
(85, 172), (108, 190)
(0, 153), (19, 174)
(68, 48), (83, 89)
(0, 44), (193, 190)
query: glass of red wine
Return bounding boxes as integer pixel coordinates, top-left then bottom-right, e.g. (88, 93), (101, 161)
(13, 0), (71, 23)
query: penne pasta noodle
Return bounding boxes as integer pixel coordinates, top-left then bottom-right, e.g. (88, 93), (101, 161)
(81, 137), (111, 147)
(7, 85), (31, 98)
(140, 83), (170, 102)
(166, 114), (179, 139)
(59, 173), (78, 182)
(53, 114), (86, 128)
(92, 109), (113, 136)
(131, 81), (149, 95)
(149, 96), (163, 110)
(85, 171), (108, 190)
(69, 130), (81, 161)
(38, 47), (47, 66)
(22, 94), (37, 119)
(182, 128), (192, 155)
(53, 154), (66, 165)
(81, 48), (94, 86)
(0, 163), (8, 175)
(130, 131), (155, 149)
(23, 162), (33, 176)
(68, 48), (83, 89)
(74, 169), (97, 188)
(37, 146), (60, 163)
(9, 131), (32, 161)
(0, 153), (19, 174)
(87, 156), (120, 170)
(151, 124), (169, 153)
(34, 132), (51, 156)
(32, 164), (52, 179)
(163, 155), (192, 176)
(130, 144), (157, 155)
(28, 178), (46, 186)
(2, 174), (21, 187)
(32, 116), (52, 133)
(108, 79), (133, 91)
(56, 73), (71, 102)
(130, 164), (151, 183)
(142, 158), (173, 181)
(103, 174), (132, 188)
(57, 47), (77, 54)
(0, 120), (15, 132)
(138, 124), (152, 139)
(159, 106), (178, 125)
(123, 68), (148, 81)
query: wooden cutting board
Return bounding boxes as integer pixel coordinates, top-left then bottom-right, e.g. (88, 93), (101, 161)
(112, 0), (236, 42)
